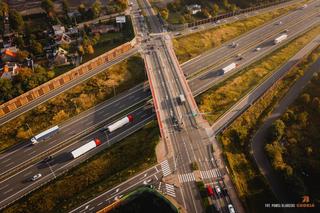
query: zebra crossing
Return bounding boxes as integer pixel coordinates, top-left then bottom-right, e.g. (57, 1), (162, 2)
(165, 184), (176, 197)
(200, 169), (222, 180)
(160, 160), (171, 177)
(178, 172), (195, 183)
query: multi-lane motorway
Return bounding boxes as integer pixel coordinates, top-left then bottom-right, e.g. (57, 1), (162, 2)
(0, 89), (153, 208)
(1, 0), (320, 212)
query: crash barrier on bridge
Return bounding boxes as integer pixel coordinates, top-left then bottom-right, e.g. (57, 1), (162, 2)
(164, 0), (292, 31)
(0, 38), (137, 118)
(96, 199), (121, 213)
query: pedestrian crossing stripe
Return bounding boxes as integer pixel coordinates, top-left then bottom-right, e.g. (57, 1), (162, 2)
(165, 184), (176, 197)
(178, 173), (195, 183)
(160, 160), (171, 177)
(200, 169), (222, 180)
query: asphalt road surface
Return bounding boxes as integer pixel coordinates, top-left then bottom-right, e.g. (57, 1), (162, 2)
(0, 84), (151, 179)
(0, 105), (155, 209)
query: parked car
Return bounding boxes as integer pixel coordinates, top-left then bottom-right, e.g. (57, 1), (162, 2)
(31, 173), (42, 181)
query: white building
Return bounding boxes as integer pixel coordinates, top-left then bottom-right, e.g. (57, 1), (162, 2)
(187, 4), (202, 15)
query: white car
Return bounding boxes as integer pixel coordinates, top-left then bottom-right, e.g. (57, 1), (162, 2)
(31, 173), (42, 181)
(143, 179), (152, 185)
(228, 204), (236, 213)
(255, 47), (261, 51)
(277, 21), (283, 25)
(214, 184), (221, 194)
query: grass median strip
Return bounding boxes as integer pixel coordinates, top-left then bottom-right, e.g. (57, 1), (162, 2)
(173, 2), (303, 64)
(197, 25), (320, 124)
(0, 55), (146, 152)
(217, 39), (320, 212)
(3, 121), (159, 213)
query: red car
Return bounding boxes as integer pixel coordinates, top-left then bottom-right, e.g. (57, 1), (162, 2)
(207, 185), (215, 196)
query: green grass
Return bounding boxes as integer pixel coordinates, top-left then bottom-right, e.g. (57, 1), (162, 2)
(3, 121), (159, 213)
(173, 2), (302, 63)
(197, 25), (320, 125)
(216, 38), (320, 213)
(0, 55), (146, 152)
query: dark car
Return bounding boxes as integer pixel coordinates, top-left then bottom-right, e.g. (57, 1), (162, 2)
(42, 155), (53, 163)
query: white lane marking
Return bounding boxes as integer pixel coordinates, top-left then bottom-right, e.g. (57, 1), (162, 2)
(5, 162), (14, 167)
(23, 171), (32, 177)
(28, 151), (37, 156)
(23, 147), (32, 153)
(0, 184), (9, 190)
(154, 174), (158, 180)
(4, 188), (13, 194)
(1, 158), (11, 163)
(97, 202), (103, 206)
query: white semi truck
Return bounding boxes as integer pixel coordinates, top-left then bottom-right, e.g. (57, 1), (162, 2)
(31, 126), (59, 145)
(221, 63), (237, 74)
(71, 139), (101, 159)
(274, 34), (288, 44)
(105, 115), (134, 132)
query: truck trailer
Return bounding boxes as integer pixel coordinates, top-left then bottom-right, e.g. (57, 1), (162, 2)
(31, 125), (59, 145)
(222, 63), (237, 74)
(273, 34), (287, 44)
(106, 115), (134, 133)
(178, 94), (186, 104)
(71, 139), (101, 159)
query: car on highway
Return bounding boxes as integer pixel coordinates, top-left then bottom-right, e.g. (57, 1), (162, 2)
(114, 195), (123, 201)
(42, 155), (53, 163)
(276, 21), (283, 25)
(228, 204), (236, 213)
(31, 173), (42, 181)
(255, 47), (261, 51)
(143, 179), (152, 185)
(231, 42), (239, 48)
(283, 29), (289, 33)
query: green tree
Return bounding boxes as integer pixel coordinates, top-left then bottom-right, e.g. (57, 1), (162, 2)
(311, 97), (320, 113)
(230, 4), (237, 12)
(212, 3), (219, 16)
(91, 0), (102, 18)
(9, 9), (24, 32)
(222, 0), (230, 10)
(31, 41), (43, 55)
(269, 119), (286, 141)
(41, 0), (54, 14)
(16, 50), (30, 63)
(78, 3), (87, 17)
(300, 93), (311, 104)
(160, 8), (169, 20)
(62, 0), (69, 15)
(297, 111), (308, 128)
(0, 78), (14, 103)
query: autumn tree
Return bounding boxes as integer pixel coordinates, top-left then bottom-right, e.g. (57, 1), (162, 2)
(9, 9), (24, 32)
